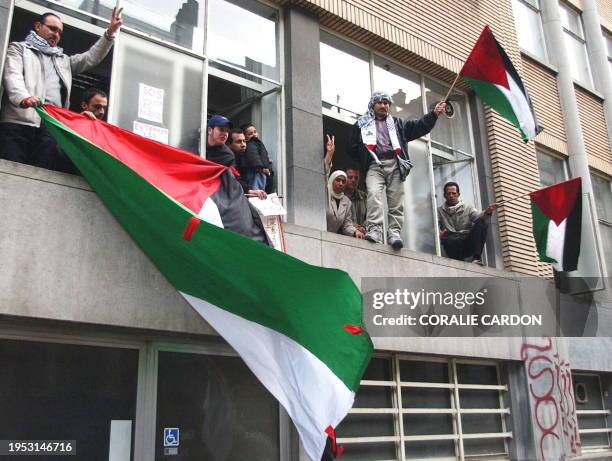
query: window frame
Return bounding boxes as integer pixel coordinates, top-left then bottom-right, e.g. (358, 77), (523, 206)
(559, 1), (595, 88)
(511, 0), (549, 62)
(573, 372), (612, 453)
(535, 148), (569, 187)
(338, 353), (511, 461)
(19, 0), (285, 196)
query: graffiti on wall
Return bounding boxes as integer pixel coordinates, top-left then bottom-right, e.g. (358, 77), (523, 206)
(521, 337), (581, 460)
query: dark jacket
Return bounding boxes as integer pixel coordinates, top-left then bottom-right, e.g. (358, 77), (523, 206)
(349, 110), (438, 175)
(206, 143), (250, 193)
(244, 137), (272, 170)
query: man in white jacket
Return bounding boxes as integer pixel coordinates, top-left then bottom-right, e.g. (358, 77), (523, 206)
(0, 8), (122, 172)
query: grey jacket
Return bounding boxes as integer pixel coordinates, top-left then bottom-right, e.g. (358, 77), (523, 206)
(437, 201), (483, 235)
(1, 35), (114, 127)
(327, 195), (357, 236)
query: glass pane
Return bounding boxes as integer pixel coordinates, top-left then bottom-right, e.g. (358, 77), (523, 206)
(405, 440), (455, 459)
(537, 151), (567, 186)
(208, 0), (279, 81)
(591, 174), (612, 222)
(365, 357), (394, 381)
(0, 339), (138, 460)
(320, 32), (371, 120)
(112, 33), (203, 153)
(511, 0), (547, 60)
(354, 386), (394, 408)
(425, 79), (471, 156)
(459, 389), (501, 409)
(403, 414), (454, 435)
(60, 0), (205, 50)
(402, 388), (452, 409)
(155, 351), (279, 461)
(399, 360), (449, 383)
(456, 364), (498, 385)
(373, 55), (423, 121)
(564, 33), (593, 87)
(338, 413), (396, 438)
(402, 140), (436, 254)
(461, 413), (503, 434)
(341, 442), (397, 461)
(559, 4), (584, 38)
(463, 438), (507, 456)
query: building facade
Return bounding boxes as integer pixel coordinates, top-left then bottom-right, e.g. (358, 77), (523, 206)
(0, 0), (611, 460)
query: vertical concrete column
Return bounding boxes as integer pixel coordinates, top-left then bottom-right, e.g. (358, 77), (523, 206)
(582, 0), (612, 143)
(284, 6), (327, 230)
(540, 0), (606, 276)
(0, 0), (14, 81)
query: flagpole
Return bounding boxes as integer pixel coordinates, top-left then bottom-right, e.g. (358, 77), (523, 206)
(443, 72), (461, 102)
(494, 191), (531, 208)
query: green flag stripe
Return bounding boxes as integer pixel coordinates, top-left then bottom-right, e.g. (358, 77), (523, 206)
(531, 200), (557, 264)
(39, 109), (373, 392)
(462, 76), (523, 136)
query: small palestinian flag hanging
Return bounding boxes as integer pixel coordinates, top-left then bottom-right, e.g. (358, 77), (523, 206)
(530, 177), (582, 271)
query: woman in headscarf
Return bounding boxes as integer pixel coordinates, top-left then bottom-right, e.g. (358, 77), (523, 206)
(326, 170), (364, 238)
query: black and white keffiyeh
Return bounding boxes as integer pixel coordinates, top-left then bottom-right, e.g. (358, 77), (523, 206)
(25, 30), (64, 56)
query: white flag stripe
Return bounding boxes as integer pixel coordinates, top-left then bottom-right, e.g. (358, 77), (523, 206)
(198, 197), (224, 228)
(181, 292), (355, 461)
(546, 218), (567, 272)
(495, 72), (537, 140)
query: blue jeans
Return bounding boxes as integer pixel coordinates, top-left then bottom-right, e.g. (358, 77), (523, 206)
(245, 170), (267, 190)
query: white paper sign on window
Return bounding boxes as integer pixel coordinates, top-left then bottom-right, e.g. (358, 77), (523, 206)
(133, 121), (169, 144)
(138, 83), (164, 123)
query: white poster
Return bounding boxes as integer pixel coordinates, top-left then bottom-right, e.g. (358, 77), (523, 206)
(137, 83), (164, 123)
(133, 121), (169, 144)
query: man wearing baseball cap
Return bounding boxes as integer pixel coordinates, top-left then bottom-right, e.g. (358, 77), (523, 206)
(206, 114), (235, 166)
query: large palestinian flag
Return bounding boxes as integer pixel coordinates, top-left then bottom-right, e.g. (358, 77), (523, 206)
(530, 177), (582, 272)
(37, 105), (373, 461)
(460, 25), (542, 141)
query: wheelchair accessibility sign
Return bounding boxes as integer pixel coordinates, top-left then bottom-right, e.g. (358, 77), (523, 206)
(164, 428), (180, 447)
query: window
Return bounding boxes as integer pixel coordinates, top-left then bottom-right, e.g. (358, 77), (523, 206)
(320, 33), (486, 257)
(536, 150), (568, 186)
(26, 0), (282, 190)
(511, 0), (548, 61)
(560, 3), (594, 87)
(591, 173), (612, 274)
(46, 0), (206, 51)
(156, 351), (279, 460)
(320, 32), (371, 121)
(0, 339), (139, 459)
(337, 356), (510, 460)
(573, 373), (612, 452)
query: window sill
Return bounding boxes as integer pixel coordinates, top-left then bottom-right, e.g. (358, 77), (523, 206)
(520, 50), (559, 75)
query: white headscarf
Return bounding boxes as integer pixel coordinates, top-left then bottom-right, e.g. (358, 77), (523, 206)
(328, 170), (347, 200)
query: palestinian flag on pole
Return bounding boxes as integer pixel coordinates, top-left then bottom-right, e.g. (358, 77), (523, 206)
(530, 177), (582, 272)
(37, 105), (373, 461)
(460, 25), (542, 142)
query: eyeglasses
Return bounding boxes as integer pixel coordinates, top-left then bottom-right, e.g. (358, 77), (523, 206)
(90, 104), (107, 110)
(42, 23), (63, 36)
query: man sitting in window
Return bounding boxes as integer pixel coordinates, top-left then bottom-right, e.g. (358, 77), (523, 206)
(80, 87), (108, 121)
(437, 181), (497, 265)
(0, 8), (123, 173)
